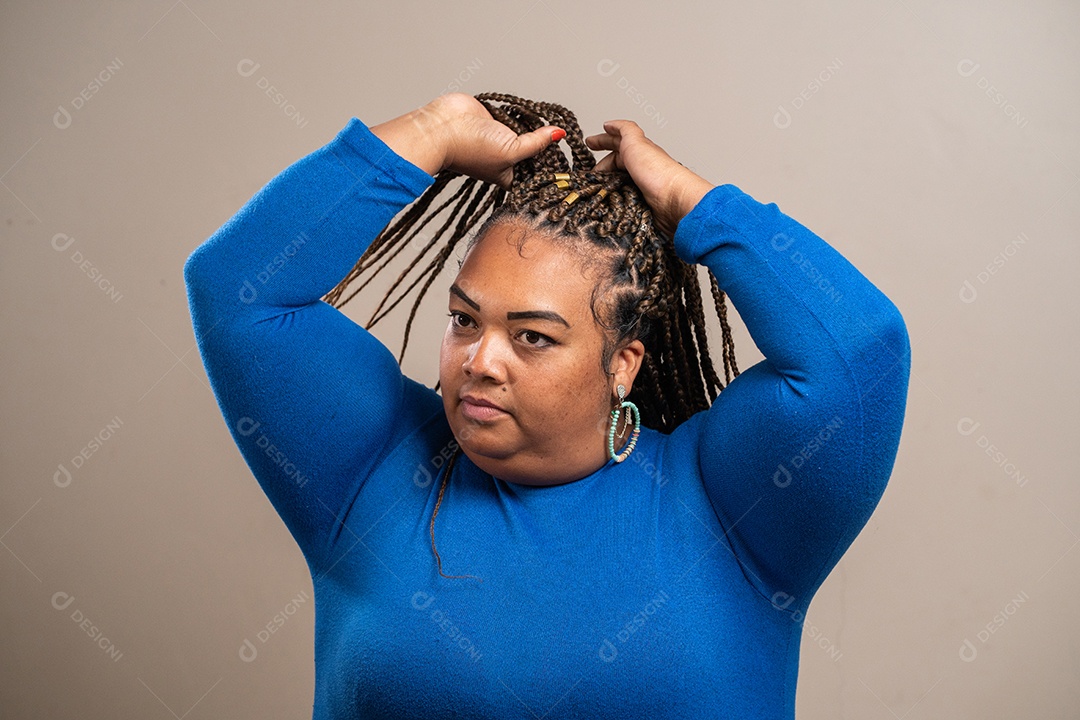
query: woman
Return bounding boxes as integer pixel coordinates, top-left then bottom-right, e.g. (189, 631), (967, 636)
(184, 92), (910, 718)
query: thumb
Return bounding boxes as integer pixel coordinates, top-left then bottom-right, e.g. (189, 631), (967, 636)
(509, 125), (565, 163)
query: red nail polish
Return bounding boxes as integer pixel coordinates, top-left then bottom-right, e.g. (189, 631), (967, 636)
(551, 128), (566, 142)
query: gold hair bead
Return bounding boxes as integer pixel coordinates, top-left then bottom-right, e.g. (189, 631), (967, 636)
(597, 188), (608, 199)
(562, 191), (580, 206)
(551, 173), (572, 190)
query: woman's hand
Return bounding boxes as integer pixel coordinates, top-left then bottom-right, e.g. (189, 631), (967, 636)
(430, 93), (565, 190)
(585, 120), (714, 239)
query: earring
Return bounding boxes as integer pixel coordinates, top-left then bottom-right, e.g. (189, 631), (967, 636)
(608, 384), (641, 463)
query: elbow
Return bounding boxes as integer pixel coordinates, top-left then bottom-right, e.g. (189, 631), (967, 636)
(182, 241), (229, 323)
(883, 300), (911, 375)
(855, 295), (911, 382)
(183, 242), (208, 292)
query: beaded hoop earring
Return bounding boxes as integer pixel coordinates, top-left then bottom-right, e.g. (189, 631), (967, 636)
(608, 384), (641, 463)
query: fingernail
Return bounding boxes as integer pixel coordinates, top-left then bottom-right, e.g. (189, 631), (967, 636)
(551, 128), (566, 142)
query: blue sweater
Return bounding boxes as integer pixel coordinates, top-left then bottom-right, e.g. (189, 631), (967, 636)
(184, 117), (910, 719)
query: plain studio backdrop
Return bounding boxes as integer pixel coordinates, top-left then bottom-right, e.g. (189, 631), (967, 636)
(2, 1), (1077, 717)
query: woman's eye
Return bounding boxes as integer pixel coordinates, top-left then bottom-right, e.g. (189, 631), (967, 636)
(448, 311), (474, 329)
(519, 330), (554, 347)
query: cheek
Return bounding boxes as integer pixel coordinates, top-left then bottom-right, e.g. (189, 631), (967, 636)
(536, 353), (606, 419)
(438, 328), (459, 375)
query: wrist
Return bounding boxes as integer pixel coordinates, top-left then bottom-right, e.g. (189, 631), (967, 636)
(369, 101), (451, 177)
(676, 170), (714, 220)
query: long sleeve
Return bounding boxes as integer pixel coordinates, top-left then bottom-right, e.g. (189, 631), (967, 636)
(183, 118), (442, 575)
(670, 184), (910, 609)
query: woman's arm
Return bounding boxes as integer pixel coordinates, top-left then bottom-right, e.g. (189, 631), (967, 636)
(183, 111), (443, 574)
(587, 120), (910, 607)
(184, 95), (565, 573)
(672, 184), (910, 608)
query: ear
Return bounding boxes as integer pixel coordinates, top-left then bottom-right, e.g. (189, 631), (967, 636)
(609, 339), (645, 395)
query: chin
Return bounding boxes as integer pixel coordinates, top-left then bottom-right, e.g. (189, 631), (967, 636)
(453, 424), (516, 463)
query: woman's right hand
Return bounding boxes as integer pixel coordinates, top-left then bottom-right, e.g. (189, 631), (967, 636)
(428, 93), (565, 190)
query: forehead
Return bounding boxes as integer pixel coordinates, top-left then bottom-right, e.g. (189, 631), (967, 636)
(454, 223), (600, 317)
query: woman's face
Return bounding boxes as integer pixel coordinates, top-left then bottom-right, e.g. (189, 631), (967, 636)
(439, 221), (643, 486)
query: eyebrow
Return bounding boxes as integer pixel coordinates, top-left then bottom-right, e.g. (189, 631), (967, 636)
(450, 283), (571, 328)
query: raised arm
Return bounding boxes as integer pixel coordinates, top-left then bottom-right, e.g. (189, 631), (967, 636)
(184, 95), (567, 573)
(183, 109), (445, 573)
(587, 120), (910, 608)
(672, 184), (910, 608)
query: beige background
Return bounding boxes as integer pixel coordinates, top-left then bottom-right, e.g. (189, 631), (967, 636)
(3, 1), (1077, 717)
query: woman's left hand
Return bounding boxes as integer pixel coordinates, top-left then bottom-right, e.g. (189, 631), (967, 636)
(585, 120), (714, 239)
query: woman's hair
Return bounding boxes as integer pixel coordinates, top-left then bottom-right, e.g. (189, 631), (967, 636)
(323, 92), (740, 580)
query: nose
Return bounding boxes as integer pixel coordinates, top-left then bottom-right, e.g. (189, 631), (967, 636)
(462, 332), (507, 382)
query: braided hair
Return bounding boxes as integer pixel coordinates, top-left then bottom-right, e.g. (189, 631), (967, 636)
(323, 92), (740, 580)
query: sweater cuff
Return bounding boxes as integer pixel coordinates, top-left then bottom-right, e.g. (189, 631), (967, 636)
(332, 117), (437, 199)
(673, 183), (769, 265)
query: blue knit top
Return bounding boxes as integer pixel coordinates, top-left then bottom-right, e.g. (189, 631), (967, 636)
(184, 117), (910, 719)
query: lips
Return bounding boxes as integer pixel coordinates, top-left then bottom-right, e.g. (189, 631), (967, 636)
(459, 393), (510, 422)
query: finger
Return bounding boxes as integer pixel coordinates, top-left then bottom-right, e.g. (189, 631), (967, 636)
(508, 124), (565, 163)
(593, 151), (619, 173)
(585, 132), (618, 151)
(603, 119), (640, 134)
